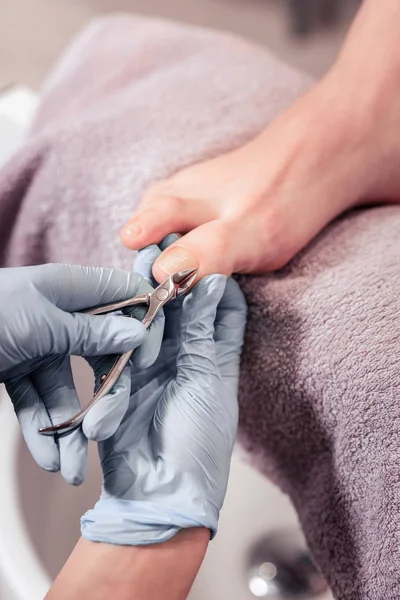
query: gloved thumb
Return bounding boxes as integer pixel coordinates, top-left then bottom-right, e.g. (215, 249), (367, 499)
(176, 275), (226, 378)
(54, 310), (147, 357)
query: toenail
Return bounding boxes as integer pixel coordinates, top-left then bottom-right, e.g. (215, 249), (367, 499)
(155, 246), (198, 275)
(122, 222), (142, 237)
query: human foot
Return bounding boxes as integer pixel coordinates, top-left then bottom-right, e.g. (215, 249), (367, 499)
(120, 76), (373, 281)
(120, 0), (400, 283)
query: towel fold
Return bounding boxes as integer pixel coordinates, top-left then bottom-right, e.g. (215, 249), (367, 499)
(0, 15), (399, 599)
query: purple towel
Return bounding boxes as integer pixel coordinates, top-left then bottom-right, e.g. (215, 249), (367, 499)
(0, 16), (399, 599)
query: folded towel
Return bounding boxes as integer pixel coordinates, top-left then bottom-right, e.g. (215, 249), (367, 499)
(0, 16), (399, 599)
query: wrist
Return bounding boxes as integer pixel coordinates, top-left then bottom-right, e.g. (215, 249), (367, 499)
(81, 496), (218, 546)
(46, 531), (209, 600)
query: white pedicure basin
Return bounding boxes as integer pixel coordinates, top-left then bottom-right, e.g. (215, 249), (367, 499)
(0, 359), (332, 600)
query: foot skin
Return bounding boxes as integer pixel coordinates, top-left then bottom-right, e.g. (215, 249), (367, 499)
(120, 17), (400, 284)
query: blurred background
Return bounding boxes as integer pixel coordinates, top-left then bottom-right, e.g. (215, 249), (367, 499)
(1, 0), (361, 91)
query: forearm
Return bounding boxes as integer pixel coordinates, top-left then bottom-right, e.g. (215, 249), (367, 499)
(45, 529), (209, 600)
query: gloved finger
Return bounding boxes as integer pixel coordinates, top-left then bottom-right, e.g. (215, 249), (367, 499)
(124, 244), (165, 367)
(51, 309), (148, 358)
(85, 352), (172, 448)
(39, 263), (164, 369)
(176, 275), (226, 381)
(159, 233), (180, 252)
(37, 265), (149, 312)
(83, 355), (131, 441)
(158, 234), (186, 336)
(128, 311), (164, 369)
(5, 375), (60, 472)
(131, 237), (184, 365)
(214, 278), (247, 374)
(31, 357), (88, 485)
(135, 235), (185, 340)
(134, 244), (161, 285)
(134, 234), (180, 284)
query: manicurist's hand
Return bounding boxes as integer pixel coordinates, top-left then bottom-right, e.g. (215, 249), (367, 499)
(81, 238), (247, 545)
(0, 264), (164, 484)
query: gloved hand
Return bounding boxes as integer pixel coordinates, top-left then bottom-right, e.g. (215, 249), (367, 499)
(81, 238), (247, 544)
(0, 264), (164, 485)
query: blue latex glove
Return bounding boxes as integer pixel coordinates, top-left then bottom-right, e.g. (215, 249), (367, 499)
(81, 239), (247, 544)
(0, 264), (163, 484)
